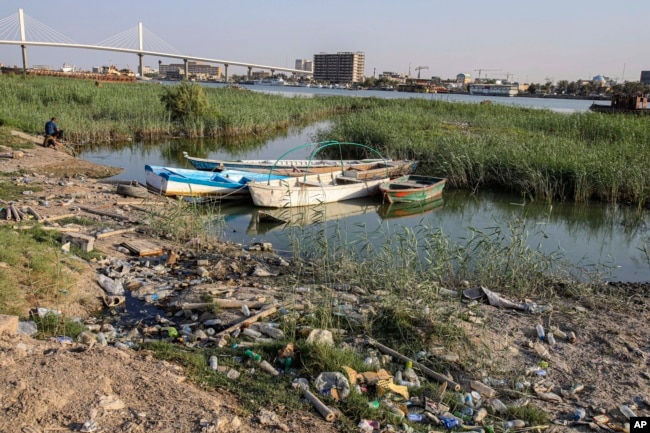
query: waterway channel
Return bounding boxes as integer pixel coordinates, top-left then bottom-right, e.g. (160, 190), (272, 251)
(78, 92), (649, 283)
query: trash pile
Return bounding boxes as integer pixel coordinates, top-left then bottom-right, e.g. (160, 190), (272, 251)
(14, 243), (649, 433)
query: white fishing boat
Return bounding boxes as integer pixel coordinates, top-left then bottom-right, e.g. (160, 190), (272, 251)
(247, 170), (389, 208)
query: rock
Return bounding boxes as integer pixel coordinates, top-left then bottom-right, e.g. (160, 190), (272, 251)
(306, 329), (334, 346)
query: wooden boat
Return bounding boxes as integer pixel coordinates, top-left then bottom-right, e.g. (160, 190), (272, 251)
(182, 151), (395, 176)
(247, 170), (389, 208)
(379, 175), (447, 204)
(144, 165), (287, 198)
(378, 196), (444, 219)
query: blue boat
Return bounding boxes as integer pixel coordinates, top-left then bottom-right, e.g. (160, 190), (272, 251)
(144, 165), (288, 199)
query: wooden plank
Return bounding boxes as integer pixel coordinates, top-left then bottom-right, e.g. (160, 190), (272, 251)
(43, 213), (77, 222)
(95, 227), (137, 239)
(120, 239), (163, 256)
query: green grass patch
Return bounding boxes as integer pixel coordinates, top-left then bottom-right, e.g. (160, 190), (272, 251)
(0, 180), (43, 201)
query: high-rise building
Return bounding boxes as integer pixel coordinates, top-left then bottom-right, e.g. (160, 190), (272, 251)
(641, 71), (650, 85)
(313, 52), (365, 83)
(294, 59), (313, 72)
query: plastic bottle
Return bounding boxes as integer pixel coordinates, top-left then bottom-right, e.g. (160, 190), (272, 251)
(209, 355), (218, 371)
(505, 420), (526, 429)
(241, 304), (251, 317)
(473, 407), (488, 423)
(570, 408), (586, 421)
(407, 413), (424, 422)
(439, 416), (459, 429)
(535, 324), (546, 341)
(244, 349), (262, 362)
(368, 401), (380, 409)
(242, 328), (262, 338)
(619, 404), (637, 419)
(258, 359), (279, 376)
(547, 332), (556, 346)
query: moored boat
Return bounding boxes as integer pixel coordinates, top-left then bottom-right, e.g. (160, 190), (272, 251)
(379, 175), (447, 204)
(144, 165), (287, 199)
(247, 171), (389, 208)
(182, 151), (400, 176)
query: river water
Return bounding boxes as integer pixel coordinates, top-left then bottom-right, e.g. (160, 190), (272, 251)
(78, 87), (649, 282)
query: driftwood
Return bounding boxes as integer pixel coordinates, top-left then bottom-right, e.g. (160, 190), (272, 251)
(303, 390), (336, 422)
(95, 227), (137, 239)
(371, 340), (461, 391)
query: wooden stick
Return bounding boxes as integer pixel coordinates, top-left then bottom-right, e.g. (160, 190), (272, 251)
(371, 340), (461, 391)
(26, 206), (43, 221)
(9, 204), (21, 221)
(79, 206), (133, 221)
(303, 390), (336, 422)
(215, 305), (279, 337)
(95, 227), (137, 239)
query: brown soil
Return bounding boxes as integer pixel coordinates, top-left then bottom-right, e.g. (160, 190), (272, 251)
(1, 134), (649, 432)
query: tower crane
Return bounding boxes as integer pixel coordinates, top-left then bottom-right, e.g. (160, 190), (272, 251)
(474, 68), (501, 80)
(415, 66), (429, 79)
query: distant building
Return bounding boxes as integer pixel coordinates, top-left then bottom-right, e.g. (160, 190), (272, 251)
(313, 52), (365, 84)
(641, 71), (650, 85)
(159, 62), (222, 80)
(379, 71), (405, 83)
(456, 73), (471, 84)
(294, 59), (313, 73)
(251, 71), (272, 80)
(468, 83), (519, 97)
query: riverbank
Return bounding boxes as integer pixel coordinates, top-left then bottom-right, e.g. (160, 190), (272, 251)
(0, 131), (649, 433)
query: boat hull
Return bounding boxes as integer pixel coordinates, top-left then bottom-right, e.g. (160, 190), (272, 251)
(248, 172), (389, 208)
(379, 175), (447, 204)
(145, 165), (286, 198)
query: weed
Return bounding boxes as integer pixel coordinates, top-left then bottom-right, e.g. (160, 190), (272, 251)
(33, 312), (85, 339)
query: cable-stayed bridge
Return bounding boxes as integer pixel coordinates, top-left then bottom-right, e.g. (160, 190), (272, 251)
(0, 8), (311, 80)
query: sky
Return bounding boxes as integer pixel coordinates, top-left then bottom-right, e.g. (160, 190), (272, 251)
(0, 0), (648, 84)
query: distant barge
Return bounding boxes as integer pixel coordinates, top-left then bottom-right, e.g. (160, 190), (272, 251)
(589, 95), (650, 115)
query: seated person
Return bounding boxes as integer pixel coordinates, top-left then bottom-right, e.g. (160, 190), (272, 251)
(44, 117), (64, 147)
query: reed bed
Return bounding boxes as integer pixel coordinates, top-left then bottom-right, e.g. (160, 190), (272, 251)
(0, 75), (357, 143)
(316, 98), (650, 206)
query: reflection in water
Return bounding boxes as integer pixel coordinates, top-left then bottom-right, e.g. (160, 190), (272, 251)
(377, 197), (445, 220)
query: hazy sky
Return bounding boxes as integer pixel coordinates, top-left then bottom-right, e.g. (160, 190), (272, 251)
(0, 0), (647, 83)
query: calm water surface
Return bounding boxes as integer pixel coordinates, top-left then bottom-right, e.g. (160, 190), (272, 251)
(78, 94), (649, 283)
